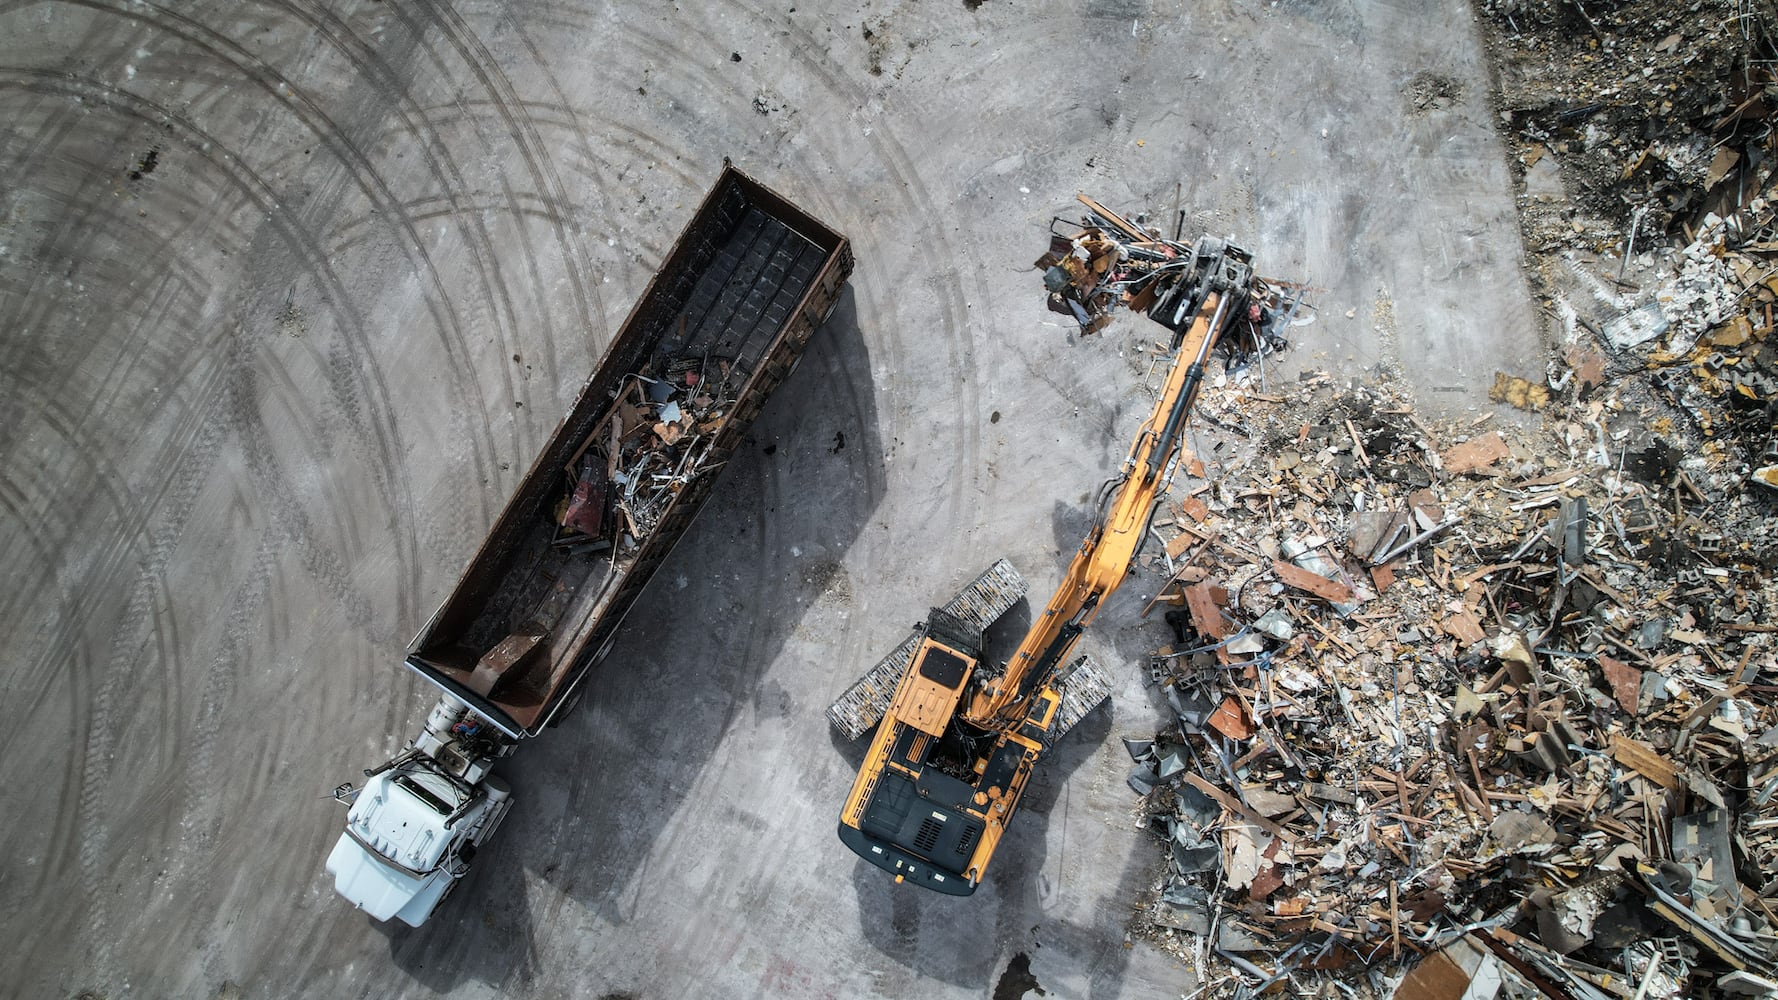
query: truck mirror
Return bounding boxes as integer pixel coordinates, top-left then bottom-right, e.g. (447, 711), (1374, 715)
(332, 782), (359, 804)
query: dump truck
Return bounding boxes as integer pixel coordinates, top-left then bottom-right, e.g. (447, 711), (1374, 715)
(327, 165), (853, 926)
(830, 202), (1289, 894)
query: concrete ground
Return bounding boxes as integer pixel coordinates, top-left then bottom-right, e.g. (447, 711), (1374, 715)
(0, 2), (1544, 998)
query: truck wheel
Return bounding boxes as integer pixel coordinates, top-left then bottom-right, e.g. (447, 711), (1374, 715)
(548, 689), (582, 727)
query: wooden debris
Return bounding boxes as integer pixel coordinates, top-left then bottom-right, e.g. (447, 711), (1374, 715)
(1440, 431), (1510, 475)
(1272, 557), (1355, 603)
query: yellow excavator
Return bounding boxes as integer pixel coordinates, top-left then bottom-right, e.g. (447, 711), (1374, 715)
(831, 219), (1274, 894)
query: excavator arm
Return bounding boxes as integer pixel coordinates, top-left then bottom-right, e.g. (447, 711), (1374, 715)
(836, 232), (1266, 895)
(965, 240), (1251, 729)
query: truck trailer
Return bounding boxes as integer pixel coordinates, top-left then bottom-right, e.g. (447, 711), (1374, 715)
(327, 165), (852, 926)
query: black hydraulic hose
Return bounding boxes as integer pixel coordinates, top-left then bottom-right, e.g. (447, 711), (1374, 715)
(1004, 591), (1102, 720)
(1151, 291), (1230, 477)
(1014, 620), (1087, 709)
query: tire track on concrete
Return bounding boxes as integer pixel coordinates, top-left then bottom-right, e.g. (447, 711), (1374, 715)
(49, 0), (438, 623)
(394, 0), (604, 423)
(273, 0), (530, 473)
(0, 135), (236, 626)
(178, 521), (282, 991)
(463, 1), (633, 378)
(0, 140), (266, 748)
(125, 0), (571, 594)
(559, 116), (699, 188)
(498, 3), (760, 219)
(0, 339), (231, 969)
(252, 340), (381, 632)
(322, 191), (571, 254)
(0, 70), (458, 982)
(0, 72), (373, 628)
(728, 0), (984, 544)
(276, 0), (632, 572)
(0, 81), (184, 474)
(0, 72), (300, 972)
(172, 329), (396, 992)
(67, 468), (189, 983)
(0, 373), (148, 702)
(0, 349), (232, 901)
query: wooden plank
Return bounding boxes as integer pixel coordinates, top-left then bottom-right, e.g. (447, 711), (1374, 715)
(1272, 557), (1354, 603)
(1441, 607), (1487, 645)
(1454, 561), (1521, 590)
(1519, 467), (1581, 488)
(1141, 540), (1211, 618)
(1183, 582), (1231, 639)
(1177, 494), (1210, 523)
(1179, 773), (1298, 844)
(1075, 193), (1150, 243)
(1165, 531), (1196, 560)
(1207, 696), (1255, 740)
(1610, 734), (1679, 791)
(1300, 613), (1358, 657)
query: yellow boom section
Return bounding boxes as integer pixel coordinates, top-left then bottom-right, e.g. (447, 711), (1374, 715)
(964, 286), (1235, 729)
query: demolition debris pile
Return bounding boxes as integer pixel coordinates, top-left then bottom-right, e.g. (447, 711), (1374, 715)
(1039, 190), (1778, 996)
(1482, 0), (1778, 491)
(1480, 0), (1778, 257)
(1121, 365), (1778, 998)
(1560, 196), (1778, 494)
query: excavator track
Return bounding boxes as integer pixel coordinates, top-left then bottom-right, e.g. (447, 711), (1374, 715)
(1048, 654), (1113, 743)
(826, 559), (1028, 740)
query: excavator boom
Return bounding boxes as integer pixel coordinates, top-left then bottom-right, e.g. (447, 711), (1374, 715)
(965, 251), (1244, 728)
(836, 227), (1279, 894)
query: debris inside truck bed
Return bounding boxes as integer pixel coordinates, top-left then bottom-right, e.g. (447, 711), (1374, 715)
(402, 166), (852, 737)
(556, 354), (742, 554)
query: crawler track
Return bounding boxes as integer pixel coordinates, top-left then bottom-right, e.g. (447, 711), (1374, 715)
(826, 558), (1028, 741)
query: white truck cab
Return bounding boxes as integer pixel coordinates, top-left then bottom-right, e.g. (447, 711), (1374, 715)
(327, 697), (513, 926)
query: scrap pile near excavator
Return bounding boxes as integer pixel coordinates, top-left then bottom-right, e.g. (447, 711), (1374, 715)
(1040, 175), (1777, 995)
(1090, 14), (1778, 994)
(1120, 363), (1778, 999)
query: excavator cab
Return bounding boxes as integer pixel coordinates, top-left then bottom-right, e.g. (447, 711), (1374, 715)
(838, 609), (993, 894)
